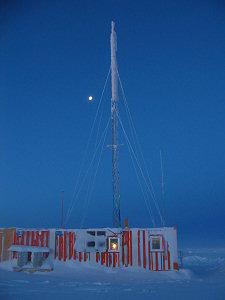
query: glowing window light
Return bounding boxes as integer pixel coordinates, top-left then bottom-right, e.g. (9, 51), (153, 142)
(109, 238), (119, 251)
(112, 243), (117, 250)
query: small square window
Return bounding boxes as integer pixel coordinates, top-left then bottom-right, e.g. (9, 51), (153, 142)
(87, 241), (95, 247)
(152, 238), (160, 250)
(16, 230), (24, 236)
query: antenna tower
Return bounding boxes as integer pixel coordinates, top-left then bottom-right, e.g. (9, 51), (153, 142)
(111, 21), (121, 227)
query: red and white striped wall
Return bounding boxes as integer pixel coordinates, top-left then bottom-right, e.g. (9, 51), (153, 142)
(10, 226), (178, 271)
(14, 229), (49, 248)
(54, 230), (120, 268)
(137, 230), (171, 270)
(121, 227), (178, 270)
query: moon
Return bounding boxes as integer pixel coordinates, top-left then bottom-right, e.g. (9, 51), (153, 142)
(88, 96), (93, 101)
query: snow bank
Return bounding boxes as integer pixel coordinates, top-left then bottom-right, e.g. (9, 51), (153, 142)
(0, 248), (225, 300)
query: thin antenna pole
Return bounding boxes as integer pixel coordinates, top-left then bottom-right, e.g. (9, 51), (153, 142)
(61, 190), (64, 228)
(160, 151), (166, 227)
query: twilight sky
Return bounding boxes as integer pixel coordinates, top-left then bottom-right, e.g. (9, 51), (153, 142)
(1, 0), (225, 246)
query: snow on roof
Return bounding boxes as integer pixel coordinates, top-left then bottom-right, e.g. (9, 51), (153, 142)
(8, 245), (50, 253)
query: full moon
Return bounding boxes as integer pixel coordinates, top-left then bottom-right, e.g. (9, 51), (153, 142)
(88, 96), (93, 101)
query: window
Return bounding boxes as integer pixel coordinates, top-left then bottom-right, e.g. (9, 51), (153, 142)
(87, 241), (95, 247)
(87, 231), (95, 236)
(109, 237), (119, 251)
(152, 238), (160, 250)
(149, 235), (162, 251)
(16, 230), (24, 236)
(97, 231), (106, 236)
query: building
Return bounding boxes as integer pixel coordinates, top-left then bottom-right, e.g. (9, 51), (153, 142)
(2, 225), (178, 271)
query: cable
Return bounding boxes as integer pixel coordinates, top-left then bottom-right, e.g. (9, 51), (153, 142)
(80, 118), (110, 228)
(65, 115), (111, 225)
(65, 68), (110, 224)
(124, 128), (156, 226)
(118, 113), (164, 225)
(117, 69), (163, 225)
(117, 69), (158, 204)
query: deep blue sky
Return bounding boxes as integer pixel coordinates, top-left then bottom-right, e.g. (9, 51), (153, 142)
(1, 0), (225, 246)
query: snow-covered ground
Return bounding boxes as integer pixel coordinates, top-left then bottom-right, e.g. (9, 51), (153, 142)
(0, 248), (225, 300)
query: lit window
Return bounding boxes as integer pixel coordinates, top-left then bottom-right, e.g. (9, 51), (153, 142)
(152, 238), (160, 250)
(109, 238), (119, 251)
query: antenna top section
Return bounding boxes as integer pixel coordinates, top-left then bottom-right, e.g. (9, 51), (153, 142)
(111, 21), (115, 32)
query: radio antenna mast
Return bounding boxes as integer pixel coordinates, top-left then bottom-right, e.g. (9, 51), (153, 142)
(111, 21), (121, 227)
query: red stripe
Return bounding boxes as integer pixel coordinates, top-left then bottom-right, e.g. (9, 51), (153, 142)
(122, 233), (125, 265)
(74, 250), (76, 260)
(63, 232), (67, 261)
(101, 252), (105, 265)
(113, 253), (116, 267)
(72, 232), (76, 259)
(59, 236), (63, 261)
(46, 231), (49, 247)
(168, 251), (170, 270)
(143, 231), (146, 269)
(173, 262), (178, 270)
(127, 232), (129, 266)
(20, 233), (24, 245)
(148, 240), (151, 270)
(26, 231), (29, 246)
(68, 232), (72, 259)
(138, 230), (141, 266)
(40, 232), (44, 247)
(58, 236), (61, 260)
(155, 252), (158, 271)
(162, 237), (165, 270)
(54, 236), (58, 259)
(151, 253), (153, 269)
(161, 253), (162, 270)
(106, 252), (109, 267)
(31, 231), (34, 246)
(167, 242), (171, 270)
(130, 231), (133, 266)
